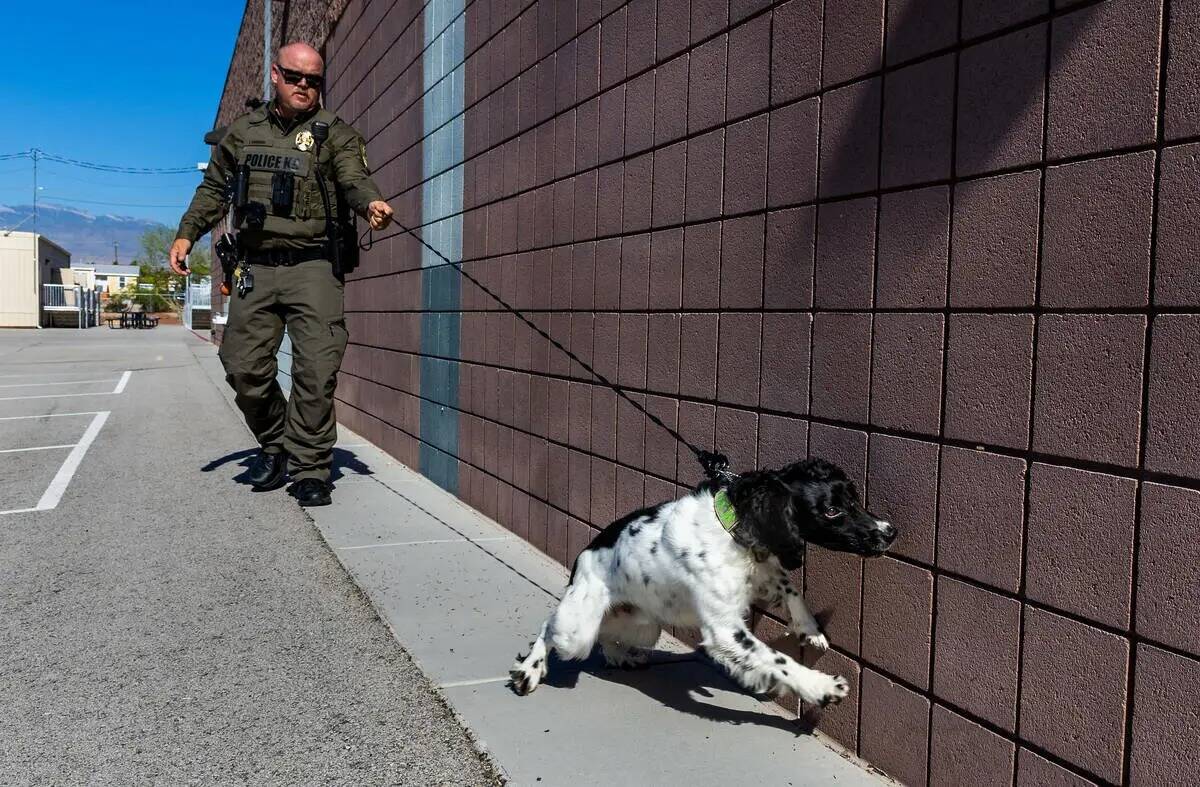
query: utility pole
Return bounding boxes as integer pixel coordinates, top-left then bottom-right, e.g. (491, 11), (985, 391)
(113, 241), (119, 264)
(31, 148), (38, 238)
(263, 0), (272, 101)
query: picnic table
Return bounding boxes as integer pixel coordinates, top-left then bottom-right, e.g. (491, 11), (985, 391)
(106, 306), (160, 329)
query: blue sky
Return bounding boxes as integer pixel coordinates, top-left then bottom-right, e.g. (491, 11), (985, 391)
(0, 1), (246, 227)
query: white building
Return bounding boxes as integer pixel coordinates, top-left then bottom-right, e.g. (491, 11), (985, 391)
(0, 232), (71, 328)
(69, 262), (140, 293)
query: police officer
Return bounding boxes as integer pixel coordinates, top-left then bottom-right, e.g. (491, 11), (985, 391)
(169, 42), (392, 506)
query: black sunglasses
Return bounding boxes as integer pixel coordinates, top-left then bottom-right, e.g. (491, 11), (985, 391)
(276, 64), (323, 89)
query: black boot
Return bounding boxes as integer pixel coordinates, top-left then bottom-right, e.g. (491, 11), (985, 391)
(290, 478), (332, 507)
(247, 450), (288, 490)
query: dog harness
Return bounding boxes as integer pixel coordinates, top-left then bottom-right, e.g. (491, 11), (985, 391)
(713, 489), (738, 534)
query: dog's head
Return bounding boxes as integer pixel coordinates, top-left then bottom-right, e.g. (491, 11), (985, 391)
(728, 458), (896, 567)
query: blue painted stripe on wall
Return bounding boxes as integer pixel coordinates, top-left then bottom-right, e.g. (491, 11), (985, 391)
(418, 0), (465, 493)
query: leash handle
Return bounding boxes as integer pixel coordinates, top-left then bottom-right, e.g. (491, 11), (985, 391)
(377, 218), (725, 479)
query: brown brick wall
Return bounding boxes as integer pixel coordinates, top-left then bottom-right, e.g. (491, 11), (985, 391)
(246, 0), (1200, 784)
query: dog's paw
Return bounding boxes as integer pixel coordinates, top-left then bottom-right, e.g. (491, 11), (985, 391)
(509, 654), (547, 696)
(797, 672), (850, 708)
(796, 631), (829, 651)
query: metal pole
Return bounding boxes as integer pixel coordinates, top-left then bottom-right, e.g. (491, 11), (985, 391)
(32, 149), (38, 239)
(263, 0), (272, 101)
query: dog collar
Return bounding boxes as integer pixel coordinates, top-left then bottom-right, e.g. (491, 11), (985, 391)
(713, 489), (738, 533)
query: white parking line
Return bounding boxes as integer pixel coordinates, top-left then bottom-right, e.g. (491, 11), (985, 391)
(0, 378), (120, 389)
(0, 371), (131, 401)
(0, 444), (76, 454)
(0, 371), (115, 379)
(0, 411), (103, 421)
(0, 411), (109, 516)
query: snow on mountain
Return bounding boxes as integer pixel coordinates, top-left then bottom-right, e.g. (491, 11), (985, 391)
(0, 203), (170, 264)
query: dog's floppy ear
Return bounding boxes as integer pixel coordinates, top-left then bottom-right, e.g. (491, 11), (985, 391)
(728, 473), (806, 566)
(777, 550), (805, 572)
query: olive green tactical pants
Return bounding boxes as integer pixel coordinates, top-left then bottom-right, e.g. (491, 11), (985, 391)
(218, 259), (348, 482)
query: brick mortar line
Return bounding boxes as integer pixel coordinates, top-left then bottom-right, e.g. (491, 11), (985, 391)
(324, 0), (1189, 782)
(1122, 2), (1173, 783)
(331, 434), (1200, 767)
(340, 0), (1109, 150)
(327, 0), (420, 98)
(354, 0), (1114, 212)
(327, 0), (462, 99)
(860, 0), (887, 767)
(345, 304), (1200, 317)
(750, 596), (1115, 787)
(923, 0), (964, 781)
(752, 0), (773, 508)
(810, 0), (832, 752)
(332, 0), (473, 157)
(815, 640), (1120, 787)
(1013, 6), (1053, 773)
(355, 0), (767, 174)
(710, 26), (727, 494)
(335, 380), (1199, 787)
(338, 343), (1200, 494)
(353, 130), (1200, 278)
(334, 369), (1200, 678)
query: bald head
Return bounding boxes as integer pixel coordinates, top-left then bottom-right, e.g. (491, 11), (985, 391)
(277, 42), (324, 72)
(270, 42), (324, 117)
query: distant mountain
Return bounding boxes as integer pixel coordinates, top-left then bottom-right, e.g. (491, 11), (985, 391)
(0, 203), (170, 265)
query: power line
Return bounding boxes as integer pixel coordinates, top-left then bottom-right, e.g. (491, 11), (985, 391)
(35, 163), (196, 189)
(0, 149), (199, 175)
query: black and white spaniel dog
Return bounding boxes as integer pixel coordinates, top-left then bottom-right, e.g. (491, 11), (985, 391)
(510, 458), (897, 707)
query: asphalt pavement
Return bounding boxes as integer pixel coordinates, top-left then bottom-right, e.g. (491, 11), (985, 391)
(0, 326), (499, 785)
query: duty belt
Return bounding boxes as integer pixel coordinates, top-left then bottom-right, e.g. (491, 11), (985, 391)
(245, 247), (327, 267)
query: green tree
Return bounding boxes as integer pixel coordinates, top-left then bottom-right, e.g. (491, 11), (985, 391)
(185, 240), (212, 283)
(136, 225), (211, 282)
(137, 226), (175, 269)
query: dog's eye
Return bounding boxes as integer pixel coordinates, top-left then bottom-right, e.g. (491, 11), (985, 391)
(824, 507), (842, 519)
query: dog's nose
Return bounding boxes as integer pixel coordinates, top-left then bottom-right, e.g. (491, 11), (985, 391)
(877, 521), (896, 541)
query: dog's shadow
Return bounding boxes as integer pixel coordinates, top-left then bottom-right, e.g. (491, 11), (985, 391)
(539, 643), (820, 735)
(200, 447), (374, 487)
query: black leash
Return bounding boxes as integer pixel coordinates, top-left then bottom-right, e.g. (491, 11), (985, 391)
(358, 222), (735, 486)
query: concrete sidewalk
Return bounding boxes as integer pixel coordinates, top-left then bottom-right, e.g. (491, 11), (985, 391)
(194, 339), (887, 785)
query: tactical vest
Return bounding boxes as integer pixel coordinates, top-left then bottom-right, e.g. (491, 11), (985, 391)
(234, 108), (341, 246)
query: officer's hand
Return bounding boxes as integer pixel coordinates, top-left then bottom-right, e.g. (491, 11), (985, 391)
(169, 239), (192, 276)
(367, 200), (393, 231)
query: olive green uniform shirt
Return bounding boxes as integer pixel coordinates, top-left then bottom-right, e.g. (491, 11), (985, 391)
(176, 101), (382, 251)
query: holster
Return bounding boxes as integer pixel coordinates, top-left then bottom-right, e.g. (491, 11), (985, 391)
(214, 233), (239, 297)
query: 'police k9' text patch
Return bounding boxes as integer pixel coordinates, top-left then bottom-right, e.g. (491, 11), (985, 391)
(240, 146), (311, 176)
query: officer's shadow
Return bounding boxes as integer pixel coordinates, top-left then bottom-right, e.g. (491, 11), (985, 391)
(201, 447), (374, 487)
